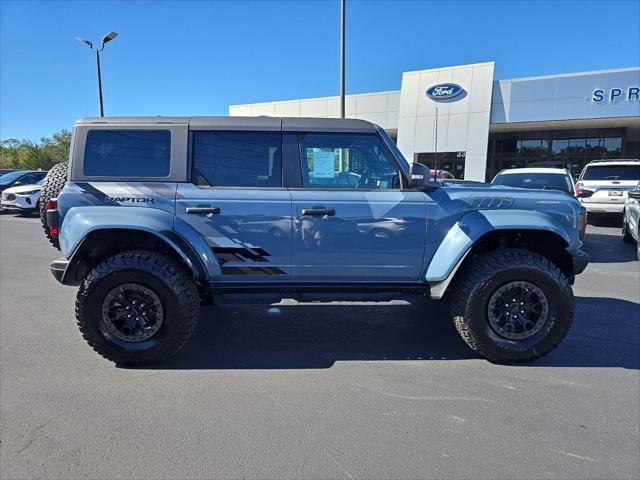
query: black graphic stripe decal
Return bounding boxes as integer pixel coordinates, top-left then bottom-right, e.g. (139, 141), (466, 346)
(76, 182), (114, 204)
(220, 266), (287, 276)
(210, 244), (286, 275)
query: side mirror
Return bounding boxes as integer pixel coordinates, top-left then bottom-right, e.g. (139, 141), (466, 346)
(409, 163), (430, 189)
(577, 189), (594, 198)
(628, 190), (640, 199)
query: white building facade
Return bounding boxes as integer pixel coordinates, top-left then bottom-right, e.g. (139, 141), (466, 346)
(230, 63), (640, 181)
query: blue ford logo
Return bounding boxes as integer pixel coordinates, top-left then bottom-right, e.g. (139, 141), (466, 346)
(426, 83), (464, 100)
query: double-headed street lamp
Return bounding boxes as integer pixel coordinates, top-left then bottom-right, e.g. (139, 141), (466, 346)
(76, 32), (118, 117)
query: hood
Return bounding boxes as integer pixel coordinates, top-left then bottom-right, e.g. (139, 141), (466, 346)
(439, 182), (583, 245)
(3, 184), (43, 194)
(443, 182), (580, 207)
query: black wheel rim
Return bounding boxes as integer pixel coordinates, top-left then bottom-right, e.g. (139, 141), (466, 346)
(100, 283), (164, 343)
(487, 281), (549, 341)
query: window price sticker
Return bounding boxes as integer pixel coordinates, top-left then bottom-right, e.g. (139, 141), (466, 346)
(311, 150), (336, 178)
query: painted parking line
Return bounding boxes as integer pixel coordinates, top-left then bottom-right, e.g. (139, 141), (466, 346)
(585, 266), (639, 278)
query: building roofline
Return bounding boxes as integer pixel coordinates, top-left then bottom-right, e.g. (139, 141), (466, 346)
(401, 61), (495, 76)
(496, 66), (640, 83)
(229, 90), (400, 109)
(230, 65), (639, 110)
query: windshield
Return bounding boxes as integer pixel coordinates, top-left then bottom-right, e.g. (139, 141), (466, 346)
(582, 165), (640, 181)
(0, 171), (25, 186)
(493, 172), (573, 193)
(377, 127), (409, 175)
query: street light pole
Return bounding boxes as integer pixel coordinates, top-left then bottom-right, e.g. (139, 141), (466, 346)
(339, 0), (345, 118)
(95, 50), (104, 117)
(77, 32), (118, 117)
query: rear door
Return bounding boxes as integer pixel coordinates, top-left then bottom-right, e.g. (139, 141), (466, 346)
(290, 132), (427, 282)
(176, 130), (292, 282)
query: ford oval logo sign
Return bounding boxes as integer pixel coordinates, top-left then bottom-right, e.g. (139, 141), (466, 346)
(426, 83), (464, 100)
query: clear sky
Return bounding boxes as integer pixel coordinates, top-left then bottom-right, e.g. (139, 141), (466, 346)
(1, 0), (639, 141)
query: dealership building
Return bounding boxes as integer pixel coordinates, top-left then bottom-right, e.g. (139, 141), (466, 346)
(229, 63), (640, 181)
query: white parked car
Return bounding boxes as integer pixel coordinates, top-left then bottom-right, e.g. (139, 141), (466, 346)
(492, 167), (575, 195)
(575, 159), (640, 216)
(492, 167), (586, 239)
(1, 179), (44, 214)
(622, 181), (640, 260)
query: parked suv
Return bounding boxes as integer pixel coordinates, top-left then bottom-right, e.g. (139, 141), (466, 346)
(576, 159), (640, 216)
(44, 117), (589, 364)
(1, 178), (44, 213)
(492, 167), (575, 195)
(622, 181), (640, 259)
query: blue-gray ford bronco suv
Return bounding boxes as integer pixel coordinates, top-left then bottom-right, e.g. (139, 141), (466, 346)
(41, 116), (589, 364)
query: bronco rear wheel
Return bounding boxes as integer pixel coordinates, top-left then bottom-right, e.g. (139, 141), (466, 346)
(448, 249), (574, 363)
(39, 161), (68, 249)
(76, 250), (200, 364)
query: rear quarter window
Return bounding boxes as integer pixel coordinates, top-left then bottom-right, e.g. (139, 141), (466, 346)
(83, 130), (171, 177)
(192, 131), (282, 188)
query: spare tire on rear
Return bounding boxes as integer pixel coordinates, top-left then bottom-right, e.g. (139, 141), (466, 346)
(39, 162), (68, 250)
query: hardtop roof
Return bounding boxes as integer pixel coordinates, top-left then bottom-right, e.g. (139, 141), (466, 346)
(75, 116), (379, 133)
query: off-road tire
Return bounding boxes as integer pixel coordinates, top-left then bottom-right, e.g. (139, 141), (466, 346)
(622, 215), (634, 243)
(39, 161), (68, 249)
(448, 249), (574, 363)
(76, 250), (200, 364)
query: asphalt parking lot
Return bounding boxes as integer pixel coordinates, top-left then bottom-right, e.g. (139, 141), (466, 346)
(1, 213), (638, 480)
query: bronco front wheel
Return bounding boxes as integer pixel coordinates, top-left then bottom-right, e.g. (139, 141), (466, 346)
(76, 250), (200, 364)
(448, 249), (574, 363)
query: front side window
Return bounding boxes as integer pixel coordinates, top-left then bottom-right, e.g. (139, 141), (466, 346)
(84, 130), (171, 177)
(299, 134), (400, 189)
(16, 173), (46, 185)
(192, 132), (282, 188)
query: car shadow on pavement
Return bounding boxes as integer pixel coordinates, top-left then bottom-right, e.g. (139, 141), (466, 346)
(582, 233), (638, 263)
(588, 216), (623, 228)
(132, 296), (639, 371)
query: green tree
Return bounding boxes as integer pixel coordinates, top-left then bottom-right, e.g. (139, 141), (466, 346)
(0, 129), (71, 170)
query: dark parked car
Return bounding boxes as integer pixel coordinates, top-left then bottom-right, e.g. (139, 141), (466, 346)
(0, 170), (47, 193)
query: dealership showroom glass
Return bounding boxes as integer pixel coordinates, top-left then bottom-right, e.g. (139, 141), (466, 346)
(230, 63), (640, 181)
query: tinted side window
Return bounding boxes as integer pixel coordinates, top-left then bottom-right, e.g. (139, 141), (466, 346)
(17, 173), (45, 185)
(298, 134), (400, 190)
(192, 132), (282, 188)
(84, 130), (171, 177)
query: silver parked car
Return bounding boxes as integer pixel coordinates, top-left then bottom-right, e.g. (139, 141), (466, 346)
(622, 181), (640, 260)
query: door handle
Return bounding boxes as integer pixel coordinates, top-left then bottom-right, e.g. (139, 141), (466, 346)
(186, 207), (221, 214)
(301, 207), (335, 216)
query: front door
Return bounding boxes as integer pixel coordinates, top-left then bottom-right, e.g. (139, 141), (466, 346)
(291, 133), (427, 282)
(176, 130), (292, 282)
